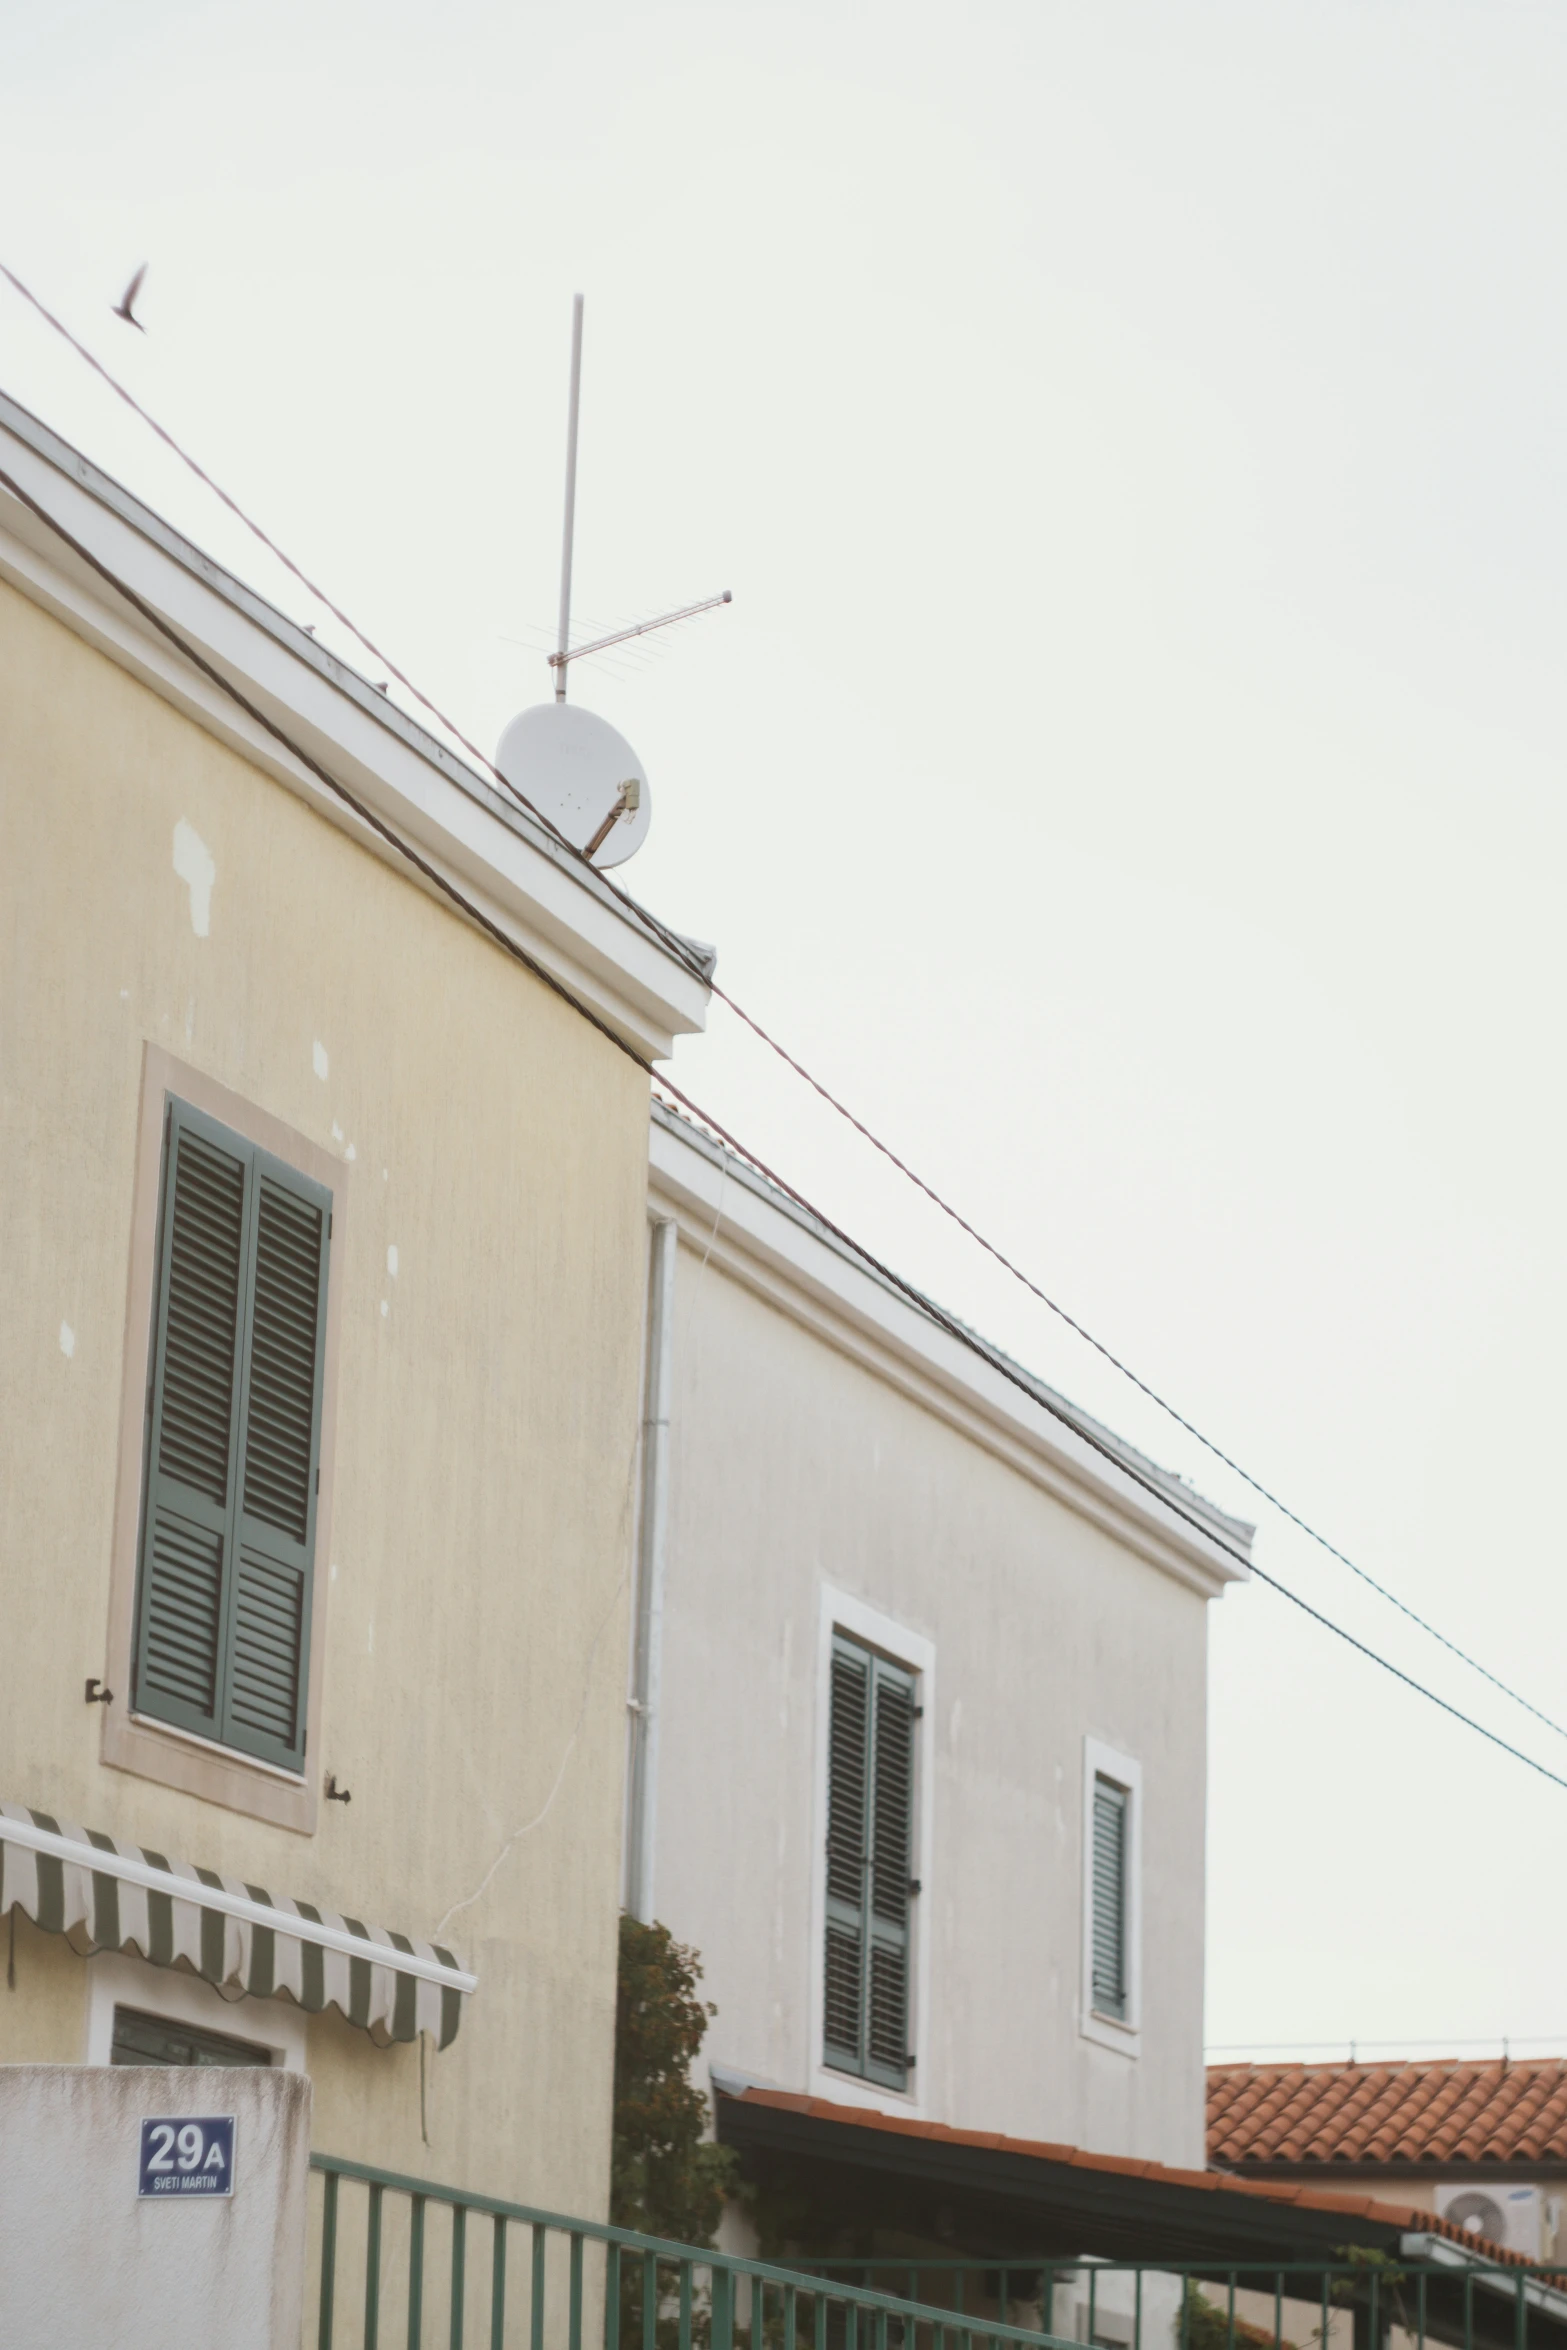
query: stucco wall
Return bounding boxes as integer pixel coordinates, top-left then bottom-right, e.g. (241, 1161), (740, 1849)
(650, 1234), (1213, 2169)
(0, 574), (652, 2214)
(0, 2064), (312, 2347)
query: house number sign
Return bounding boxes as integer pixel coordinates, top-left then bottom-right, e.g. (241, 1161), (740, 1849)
(137, 2115), (236, 2198)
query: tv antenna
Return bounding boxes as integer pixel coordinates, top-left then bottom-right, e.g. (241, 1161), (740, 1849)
(495, 293), (731, 867)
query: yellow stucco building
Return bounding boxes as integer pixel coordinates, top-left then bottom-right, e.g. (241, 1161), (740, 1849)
(0, 388), (709, 2219)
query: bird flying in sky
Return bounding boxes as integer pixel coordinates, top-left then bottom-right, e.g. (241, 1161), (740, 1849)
(112, 264), (147, 331)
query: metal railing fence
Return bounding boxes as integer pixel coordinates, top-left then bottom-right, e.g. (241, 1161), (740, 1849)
(308, 2155), (1078, 2350)
(791, 2255), (1567, 2350)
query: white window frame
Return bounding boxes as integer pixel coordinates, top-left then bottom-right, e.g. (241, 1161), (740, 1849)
(1080, 1734), (1142, 2057)
(84, 1949), (307, 2071)
(808, 1583), (934, 2117)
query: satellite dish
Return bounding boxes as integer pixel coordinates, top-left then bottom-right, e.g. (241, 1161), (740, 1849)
(494, 702), (651, 868)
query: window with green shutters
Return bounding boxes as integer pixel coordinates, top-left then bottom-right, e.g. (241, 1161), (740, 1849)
(132, 1096), (332, 1774)
(823, 1633), (917, 2091)
(1090, 1775), (1129, 2020)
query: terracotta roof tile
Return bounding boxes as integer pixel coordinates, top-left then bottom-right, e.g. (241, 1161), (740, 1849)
(1208, 2059), (1567, 2168)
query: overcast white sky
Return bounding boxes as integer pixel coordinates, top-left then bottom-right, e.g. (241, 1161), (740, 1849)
(7, 0), (1567, 2063)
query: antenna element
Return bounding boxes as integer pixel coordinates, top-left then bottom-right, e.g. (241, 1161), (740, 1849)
(556, 293), (584, 703)
(549, 591), (732, 676)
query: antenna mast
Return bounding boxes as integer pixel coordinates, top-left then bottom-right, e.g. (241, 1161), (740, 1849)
(494, 289), (734, 871)
(556, 292), (584, 703)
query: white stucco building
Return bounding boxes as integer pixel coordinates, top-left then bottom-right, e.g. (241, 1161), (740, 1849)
(626, 1099), (1253, 2259)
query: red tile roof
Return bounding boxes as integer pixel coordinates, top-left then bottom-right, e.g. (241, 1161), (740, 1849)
(1209, 2060), (1567, 2169)
(724, 2085), (1540, 2263)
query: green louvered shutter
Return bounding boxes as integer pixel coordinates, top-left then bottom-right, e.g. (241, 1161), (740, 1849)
(865, 1660), (915, 2088)
(221, 1151), (331, 1769)
(134, 1104), (251, 1742)
(1091, 1776), (1128, 2020)
(823, 1640), (870, 2073)
(823, 1636), (916, 2090)
(133, 1102), (330, 1772)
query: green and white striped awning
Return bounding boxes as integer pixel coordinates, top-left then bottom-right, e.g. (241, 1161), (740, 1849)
(0, 1803), (474, 2049)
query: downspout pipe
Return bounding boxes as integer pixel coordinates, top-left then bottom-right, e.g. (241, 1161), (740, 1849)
(627, 1214), (677, 1924)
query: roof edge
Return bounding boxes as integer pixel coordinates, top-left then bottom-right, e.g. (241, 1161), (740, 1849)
(0, 383), (712, 1058)
(651, 1095), (1253, 1593)
(722, 2084), (1543, 2270)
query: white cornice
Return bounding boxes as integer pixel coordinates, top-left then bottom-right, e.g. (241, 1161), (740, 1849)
(0, 389), (710, 1063)
(649, 1103), (1252, 1598)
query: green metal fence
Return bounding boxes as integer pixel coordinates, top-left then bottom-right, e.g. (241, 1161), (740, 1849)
(308, 2155), (1078, 2350)
(308, 2160), (1567, 2350)
(792, 2255), (1567, 2350)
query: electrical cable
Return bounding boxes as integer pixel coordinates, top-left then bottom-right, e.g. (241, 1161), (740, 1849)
(0, 263), (560, 830)
(0, 458), (646, 1074)
(4, 451), (1566, 1801)
(0, 265), (763, 1024)
(652, 1090), (1567, 1798)
(698, 989), (1567, 1751)
(0, 260), (714, 966)
(1207, 2038), (1567, 2056)
(6, 262), (1564, 1758)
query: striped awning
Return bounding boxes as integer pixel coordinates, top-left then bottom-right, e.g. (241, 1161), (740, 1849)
(0, 1804), (474, 2049)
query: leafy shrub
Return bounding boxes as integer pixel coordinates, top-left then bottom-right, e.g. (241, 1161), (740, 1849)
(613, 1912), (741, 2248)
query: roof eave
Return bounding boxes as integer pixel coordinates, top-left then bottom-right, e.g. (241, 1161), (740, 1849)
(0, 386), (710, 1062)
(650, 1100), (1252, 1597)
(715, 2087), (1542, 2272)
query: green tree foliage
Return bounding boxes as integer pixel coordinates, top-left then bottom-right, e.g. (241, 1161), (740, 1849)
(1180, 2286), (1298, 2350)
(612, 1914), (741, 2247)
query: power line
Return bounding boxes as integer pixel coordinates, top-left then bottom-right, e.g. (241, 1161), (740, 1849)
(7, 448), (1567, 1799)
(697, 993), (1567, 1750)
(1208, 2039), (1567, 2057)
(0, 265), (550, 825)
(0, 264), (739, 1005)
(645, 1094), (1567, 1796)
(7, 262), (1565, 1758)
(0, 460), (643, 1071)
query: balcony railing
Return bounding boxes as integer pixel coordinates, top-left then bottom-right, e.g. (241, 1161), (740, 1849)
(309, 2161), (1567, 2350)
(308, 2155), (1075, 2350)
(791, 2255), (1567, 2350)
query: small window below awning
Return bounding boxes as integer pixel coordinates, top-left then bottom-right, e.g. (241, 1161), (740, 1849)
(0, 1802), (474, 2049)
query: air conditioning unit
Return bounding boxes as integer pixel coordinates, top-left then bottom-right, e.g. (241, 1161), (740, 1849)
(1435, 2181), (1542, 2258)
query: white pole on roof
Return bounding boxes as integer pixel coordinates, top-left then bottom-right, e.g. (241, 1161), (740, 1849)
(555, 292), (584, 703)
